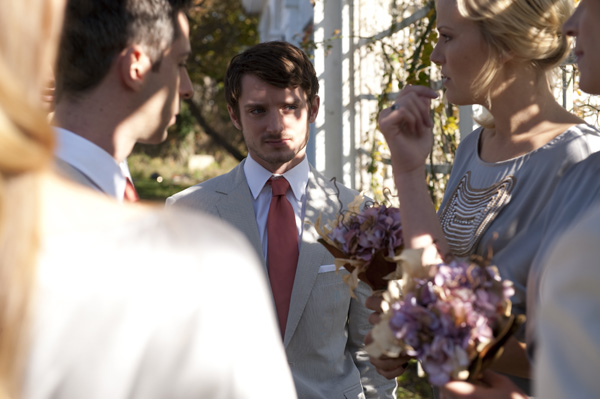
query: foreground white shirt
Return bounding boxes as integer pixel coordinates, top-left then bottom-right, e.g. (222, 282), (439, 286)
(24, 204), (297, 399)
(535, 204), (600, 398)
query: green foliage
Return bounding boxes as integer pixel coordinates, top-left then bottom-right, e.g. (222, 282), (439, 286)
(396, 360), (434, 399)
(405, 8), (436, 87)
(185, 0), (259, 157)
(134, 178), (189, 202)
(132, 102), (197, 162)
(130, 151), (239, 202)
(188, 0), (259, 83)
(173, 100), (198, 140)
(362, 1), (459, 207)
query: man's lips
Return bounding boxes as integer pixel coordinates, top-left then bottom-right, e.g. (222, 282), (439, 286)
(264, 137), (292, 144)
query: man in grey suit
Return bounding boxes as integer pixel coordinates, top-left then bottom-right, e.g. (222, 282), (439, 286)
(167, 41), (397, 399)
(52, 0), (194, 201)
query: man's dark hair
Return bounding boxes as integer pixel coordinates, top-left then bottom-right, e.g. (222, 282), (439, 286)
(55, 0), (192, 102)
(225, 41), (319, 119)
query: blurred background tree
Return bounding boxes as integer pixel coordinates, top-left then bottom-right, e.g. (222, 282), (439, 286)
(131, 0), (258, 200)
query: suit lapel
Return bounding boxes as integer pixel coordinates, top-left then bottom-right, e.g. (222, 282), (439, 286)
(283, 167), (340, 347)
(214, 162), (266, 271)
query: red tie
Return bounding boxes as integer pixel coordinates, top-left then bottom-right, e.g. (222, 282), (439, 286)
(124, 177), (139, 202)
(267, 177), (299, 337)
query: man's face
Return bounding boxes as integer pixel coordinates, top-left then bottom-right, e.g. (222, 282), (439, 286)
(228, 74), (319, 174)
(138, 11), (193, 144)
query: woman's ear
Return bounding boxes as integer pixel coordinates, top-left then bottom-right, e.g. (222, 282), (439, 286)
(499, 49), (515, 65)
(119, 45), (153, 91)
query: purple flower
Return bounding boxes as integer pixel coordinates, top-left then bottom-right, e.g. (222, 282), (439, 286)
(385, 259), (514, 385)
(327, 204), (403, 264)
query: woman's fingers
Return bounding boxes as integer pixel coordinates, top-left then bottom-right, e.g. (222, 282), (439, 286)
(400, 91), (435, 128)
(365, 294), (383, 313)
(370, 355), (412, 379)
(381, 86), (438, 136)
(393, 85), (438, 127)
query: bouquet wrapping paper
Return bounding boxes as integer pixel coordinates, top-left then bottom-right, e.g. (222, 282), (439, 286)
(314, 196), (404, 293)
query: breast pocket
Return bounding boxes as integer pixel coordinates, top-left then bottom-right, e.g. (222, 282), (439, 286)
(306, 267), (352, 335)
(313, 264), (346, 287)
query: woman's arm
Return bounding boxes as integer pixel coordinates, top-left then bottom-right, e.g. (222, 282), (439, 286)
(378, 85), (449, 259)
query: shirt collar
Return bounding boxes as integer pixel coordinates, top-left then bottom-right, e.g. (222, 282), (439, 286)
(244, 155), (309, 201)
(54, 127), (130, 200)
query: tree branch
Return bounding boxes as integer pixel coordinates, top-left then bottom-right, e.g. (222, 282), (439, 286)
(185, 98), (246, 162)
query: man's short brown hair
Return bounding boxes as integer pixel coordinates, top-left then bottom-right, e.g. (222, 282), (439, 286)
(225, 41), (319, 119)
(55, 0), (192, 102)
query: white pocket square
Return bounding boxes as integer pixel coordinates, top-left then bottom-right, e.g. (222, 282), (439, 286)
(317, 264), (337, 273)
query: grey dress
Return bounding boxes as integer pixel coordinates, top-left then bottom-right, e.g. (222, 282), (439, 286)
(438, 123), (600, 318)
(436, 123), (600, 395)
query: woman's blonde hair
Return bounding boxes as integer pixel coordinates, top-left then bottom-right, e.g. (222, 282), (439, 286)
(0, 0), (62, 396)
(457, 0), (573, 110)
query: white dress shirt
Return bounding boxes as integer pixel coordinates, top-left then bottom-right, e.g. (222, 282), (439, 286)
(54, 127), (132, 201)
(244, 155), (309, 264)
(534, 204), (600, 398)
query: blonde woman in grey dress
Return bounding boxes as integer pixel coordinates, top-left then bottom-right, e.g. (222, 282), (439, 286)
(371, 0), (600, 395)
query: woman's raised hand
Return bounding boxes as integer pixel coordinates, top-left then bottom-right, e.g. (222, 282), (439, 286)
(378, 85), (438, 175)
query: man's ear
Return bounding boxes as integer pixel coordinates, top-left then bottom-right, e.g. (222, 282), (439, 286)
(499, 49), (515, 65)
(119, 45), (153, 91)
(227, 105), (242, 130)
(308, 95), (320, 123)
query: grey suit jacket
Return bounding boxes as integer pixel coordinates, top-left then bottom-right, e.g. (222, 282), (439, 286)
(167, 160), (397, 399)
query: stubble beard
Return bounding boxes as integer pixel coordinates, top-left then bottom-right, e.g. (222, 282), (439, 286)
(245, 123), (310, 172)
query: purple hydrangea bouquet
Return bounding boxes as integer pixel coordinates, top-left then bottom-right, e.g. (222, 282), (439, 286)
(366, 248), (524, 386)
(314, 195), (404, 293)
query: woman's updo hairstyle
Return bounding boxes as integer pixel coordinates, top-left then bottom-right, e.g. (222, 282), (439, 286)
(458, 0), (573, 106)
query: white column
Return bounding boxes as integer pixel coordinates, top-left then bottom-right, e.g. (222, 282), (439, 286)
(313, 0), (344, 181)
(341, 0), (355, 188)
(312, 0), (327, 172)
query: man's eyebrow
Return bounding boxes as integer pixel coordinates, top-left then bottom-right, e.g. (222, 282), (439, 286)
(243, 102), (264, 108)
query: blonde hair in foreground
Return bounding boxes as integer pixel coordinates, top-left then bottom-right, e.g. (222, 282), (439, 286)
(0, 0), (63, 397)
(457, 0), (573, 109)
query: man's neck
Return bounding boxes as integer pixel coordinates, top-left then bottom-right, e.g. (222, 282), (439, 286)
(53, 100), (134, 164)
